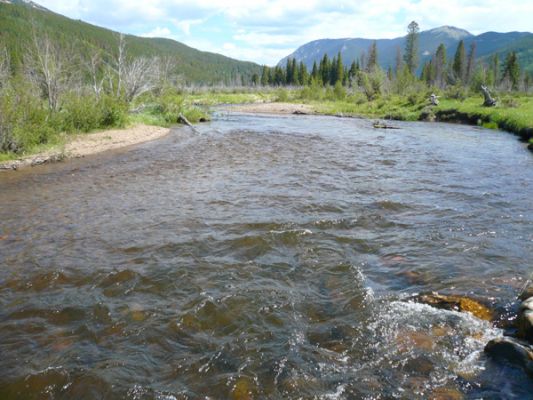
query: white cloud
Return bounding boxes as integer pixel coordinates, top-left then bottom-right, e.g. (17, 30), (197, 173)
(36, 0), (533, 65)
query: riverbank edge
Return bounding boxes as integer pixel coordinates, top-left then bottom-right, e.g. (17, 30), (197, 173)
(0, 124), (171, 171)
(224, 102), (533, 152)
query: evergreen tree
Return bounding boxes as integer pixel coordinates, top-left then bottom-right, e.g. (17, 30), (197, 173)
(335, 51), (344, 85)
(311, 61), (319, 82)
(273, 66), (285, 86)
(285, 58), (294, 85)
(404, 21), (420, 75)
(319, 54), (330, 86)
(453, 40), (466, 82)
(367, 41), (378, 72)
(260, 66), (270, 86)
(298, 61), (308, 85)
(329, 55), (337, 85)
(348, 60), (358, 86)
(291, 58), (299, 85)
(434, 43), (447, 87)
(421, 61), (431, 84)
(466, 42), (477, 84)
(502, 51), (520, 90)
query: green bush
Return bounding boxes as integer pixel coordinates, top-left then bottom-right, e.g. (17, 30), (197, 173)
(0, 83), (57, 153)
(60, 94), (127, 132)
(275, 88), (289, 102)
(445, 85), (467, 101)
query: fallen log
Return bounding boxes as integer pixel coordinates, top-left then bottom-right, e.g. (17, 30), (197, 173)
(178, 113), (199, 133)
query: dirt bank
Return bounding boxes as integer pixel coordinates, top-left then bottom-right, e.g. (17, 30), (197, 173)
(0, 124), (170, 171)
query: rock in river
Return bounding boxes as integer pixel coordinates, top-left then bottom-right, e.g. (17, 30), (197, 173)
(412, 293), (494, 321)
(484, 337), (533, 377)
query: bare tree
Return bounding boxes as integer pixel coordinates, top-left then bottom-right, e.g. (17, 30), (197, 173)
(0, 47), (10, 88)
(116, 33), (126, 97)
(122, 56), (161, 102)
(25, 21), (72, 111)
(84, 49), (105, 98)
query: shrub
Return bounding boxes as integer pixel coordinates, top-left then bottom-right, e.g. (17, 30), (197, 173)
(445, 85), (467, 101)
(0, 83), (57, 153)
(275, 88), (289, 102)
(60, 93), (127, 132)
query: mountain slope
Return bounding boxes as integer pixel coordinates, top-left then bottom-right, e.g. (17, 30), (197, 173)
(280, 26), (533, 74)
(0, 1), (262, 84)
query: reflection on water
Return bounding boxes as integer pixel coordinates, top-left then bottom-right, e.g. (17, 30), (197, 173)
(1, 113), (532, 399)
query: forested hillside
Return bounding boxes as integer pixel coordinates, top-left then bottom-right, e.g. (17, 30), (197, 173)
(0, 1), (261, 85)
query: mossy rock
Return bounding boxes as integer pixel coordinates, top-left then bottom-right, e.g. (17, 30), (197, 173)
(413, 293), (494, 321)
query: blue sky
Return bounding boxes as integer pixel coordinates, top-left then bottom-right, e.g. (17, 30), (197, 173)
(36, 0), (533, 65)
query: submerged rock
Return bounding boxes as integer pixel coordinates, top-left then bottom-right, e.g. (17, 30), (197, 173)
(484, 337), (533, 376)
(412, 293), (494, 321)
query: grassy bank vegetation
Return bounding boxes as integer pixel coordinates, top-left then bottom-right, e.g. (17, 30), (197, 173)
(0, 30), (212, 161)
(275, 85), (533, 143)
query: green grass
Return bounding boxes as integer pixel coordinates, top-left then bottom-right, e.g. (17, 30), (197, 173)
(435, 96), (533, 140)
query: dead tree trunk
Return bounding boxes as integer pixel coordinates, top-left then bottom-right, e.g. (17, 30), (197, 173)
(481, 85), (497, 107)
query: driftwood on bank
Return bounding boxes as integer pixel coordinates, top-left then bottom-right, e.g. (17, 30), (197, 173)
(481, 85), (497, 107)
(178, 113), (199, 134)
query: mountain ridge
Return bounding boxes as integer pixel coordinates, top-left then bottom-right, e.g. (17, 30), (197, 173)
(279, 26), (533, 74)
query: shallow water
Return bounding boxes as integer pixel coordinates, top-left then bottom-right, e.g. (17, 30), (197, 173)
(0, 113), (532, 399)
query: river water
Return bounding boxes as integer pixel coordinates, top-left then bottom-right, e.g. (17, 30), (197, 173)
(0, 113), (532, 399)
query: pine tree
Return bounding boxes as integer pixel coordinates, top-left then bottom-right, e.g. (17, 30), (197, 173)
(348, 60), (358, 86)
(291, 58), (299, 85)
(421, 60), (435, 85)
(260, 66), (270, 86)
(273, 66), (285, 86)
(434, 43), (447, 87)
(298, 61), (308, 85)
(453, 40), (466, 82)
(329, 55), (337, 85)
(285, 58), (293, 85)
(367, 41), (378, 72)
(311, 61), (319, 82)
(319, 54), (330, 86)
(465, 42), (477, 84)
(502, 51), (520, 90)
(404, 21), (420, 75)
(335, 51), (344, 85)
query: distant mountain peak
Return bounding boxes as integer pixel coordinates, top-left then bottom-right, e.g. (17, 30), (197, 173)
(426, 26), (473, 40)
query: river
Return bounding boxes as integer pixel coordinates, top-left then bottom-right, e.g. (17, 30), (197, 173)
(0, 113), (532, 399)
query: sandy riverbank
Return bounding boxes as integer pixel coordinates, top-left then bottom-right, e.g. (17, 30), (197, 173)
(0, 124), (171, 171)
(223, 102), (315, 115)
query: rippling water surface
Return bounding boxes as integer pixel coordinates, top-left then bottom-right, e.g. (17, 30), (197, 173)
(1, 113), (532, 399)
